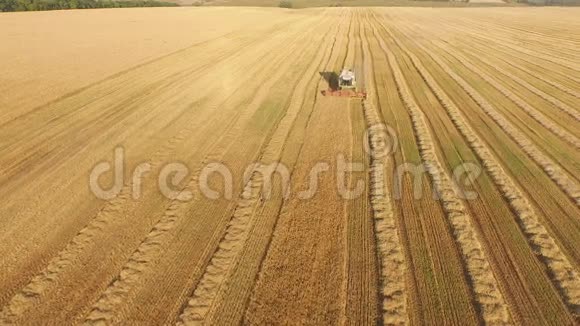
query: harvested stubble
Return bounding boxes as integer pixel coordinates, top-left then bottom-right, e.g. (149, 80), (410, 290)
(0, 6), (579, 325)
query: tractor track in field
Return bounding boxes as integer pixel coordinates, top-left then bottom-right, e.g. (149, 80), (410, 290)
(397, 15), (580, 117)
(431, 41), (580, 149)
(369, 12), (480, 323)
(177, 18), (345, 325)
(462, 38), (580, 100)
(0, 95), (212, 319)
(406, 32), (580, 207)
(476, 44), (580, 87)
(0, 17), (318, 248)
(460, 48), (580, 120)
(393, 21), (580, 319)
(334, 11), (380, 324)
(467, 40), (580, 100)
(0, 17), (306, 156)
(174, 16), (341, 326)
(456, 17), (580, 63)
(0, 17), (323, 323)
(372, 19), (511, 325)
(242, 12), (359, 324)
(0, 30), (245, 129)
(359, 21), (408, 326)
(0, 10), (308, 128)
(427, 18), (580, 87)
(438, 18), (580, 75)
(460, 16), (580, 51)
(232, 12), (354, 325)
(80, 16), (337, 325)
(0, 21), (309, 189)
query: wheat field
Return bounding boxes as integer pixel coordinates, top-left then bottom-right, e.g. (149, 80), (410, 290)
(0, 7), (579, 325)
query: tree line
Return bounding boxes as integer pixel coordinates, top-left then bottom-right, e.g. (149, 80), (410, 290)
(0, 0), (177, 12)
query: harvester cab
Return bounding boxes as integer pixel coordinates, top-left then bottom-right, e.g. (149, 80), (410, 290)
(338, 69), (356, 89)
(321, 68), (367, 99)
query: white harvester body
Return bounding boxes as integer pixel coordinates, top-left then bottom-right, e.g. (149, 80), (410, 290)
(321, 68), (366, 99)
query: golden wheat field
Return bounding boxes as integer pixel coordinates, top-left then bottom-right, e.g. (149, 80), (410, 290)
(0, 6), (579, 325)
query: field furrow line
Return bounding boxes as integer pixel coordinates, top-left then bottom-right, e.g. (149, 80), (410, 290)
(423, 18), (580, 87)
(0, 101), (225, 323)
(0, 17), (304, 154)
(460, 48), (580, 120)
(226, 19), (347, 325)
(452, 18), (580, 64)
(399, 31), (580, 319)
(462, 17), (580, 50)
(0, 12), (308, 128)
(175, 21), (339, 325)
(0, 17), (320, 247)
(342, 12), (381, 324)
(510, 70), (579, 101)
(464, 38), (580, 94)
(433, 41), (580, 149)
(422, 29), (580, 102)
(80, 18), (336, 325)
(0, 19), (321, 323)
(359, 17), (407, 326)
(0, 30), (244, 129)
(0, 122), (204, 323)
(372, 21), (511, 325)
(442, 20), (580, 74)
(408, 38), (580, 207)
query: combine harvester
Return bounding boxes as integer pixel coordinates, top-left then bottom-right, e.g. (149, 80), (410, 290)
(321, 68), (367, 99)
